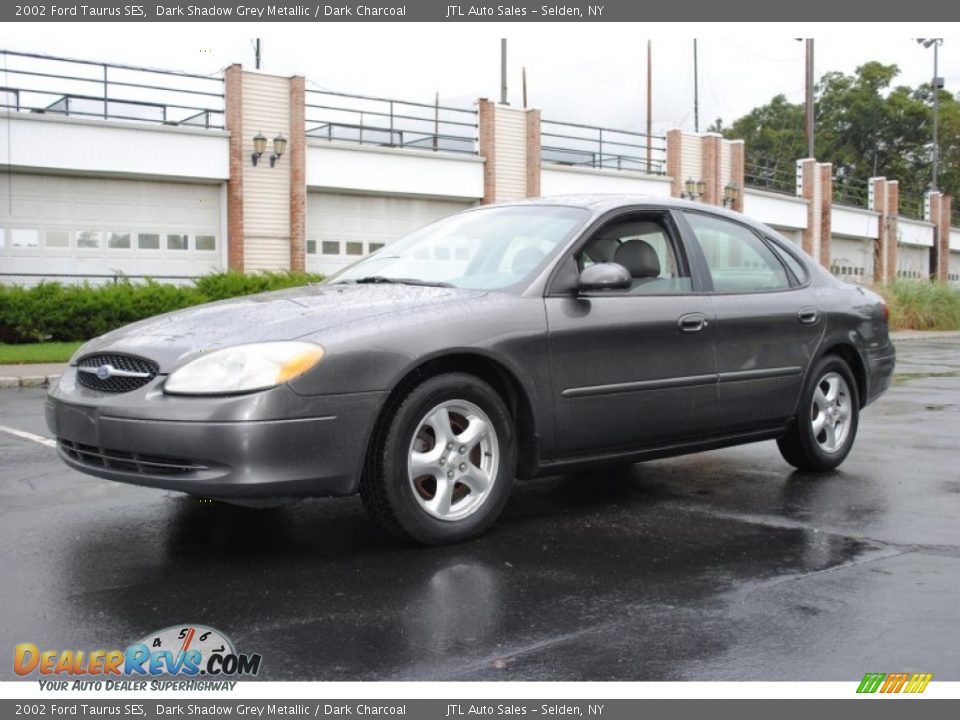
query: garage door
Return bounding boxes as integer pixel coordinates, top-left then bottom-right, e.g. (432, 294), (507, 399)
(306, 192), (473, 276)
(895, 244), (929, 281)
(0, 173), (223, 284)
(830, 236), (874, 284)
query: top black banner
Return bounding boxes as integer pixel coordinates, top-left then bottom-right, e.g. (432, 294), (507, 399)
(3, 0), (956, 22)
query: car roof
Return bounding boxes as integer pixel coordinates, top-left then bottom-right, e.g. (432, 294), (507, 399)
(492, 193), (779, 238)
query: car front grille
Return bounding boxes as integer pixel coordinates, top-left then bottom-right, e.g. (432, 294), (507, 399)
(59, 439), (207, 476)
(76, 353), (160, 393)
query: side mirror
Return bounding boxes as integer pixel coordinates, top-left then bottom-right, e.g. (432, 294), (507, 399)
(578, 263), (632, 292)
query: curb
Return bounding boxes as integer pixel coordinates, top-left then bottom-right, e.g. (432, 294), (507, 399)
(0, 374), (60, 390)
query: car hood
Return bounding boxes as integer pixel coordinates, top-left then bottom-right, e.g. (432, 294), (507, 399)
(74, 283), (487, 372)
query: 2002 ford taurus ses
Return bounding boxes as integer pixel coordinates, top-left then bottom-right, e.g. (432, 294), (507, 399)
(46, 195), (896, 544)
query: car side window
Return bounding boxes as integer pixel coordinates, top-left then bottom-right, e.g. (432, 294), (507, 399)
(577, 215), (692, 295)
(766, 238), (809, 285)
(683, 212), (791, 293)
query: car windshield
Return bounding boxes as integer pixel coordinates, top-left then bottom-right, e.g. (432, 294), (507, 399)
(328, 205), (588, 292)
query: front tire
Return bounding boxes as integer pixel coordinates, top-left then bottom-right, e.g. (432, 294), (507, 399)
(360, 373), (517, 545)
(777, 355), (860, 472)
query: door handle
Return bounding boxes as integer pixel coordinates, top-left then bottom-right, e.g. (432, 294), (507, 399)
(797, 307), (820, 325)
(678, 312), (708, 333)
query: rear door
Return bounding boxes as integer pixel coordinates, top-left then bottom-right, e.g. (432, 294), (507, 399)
(677, 210), (824, 432)
(545, 209), (718, 457)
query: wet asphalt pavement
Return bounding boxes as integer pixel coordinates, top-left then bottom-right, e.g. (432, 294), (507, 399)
(1, 338), (959, 681)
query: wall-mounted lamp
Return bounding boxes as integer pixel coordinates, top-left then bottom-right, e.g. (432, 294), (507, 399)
(723, 182), (740, 208)
(683, 178), (706, 200)
(251, 131), (267, 166)
(270, 133), (287, 167)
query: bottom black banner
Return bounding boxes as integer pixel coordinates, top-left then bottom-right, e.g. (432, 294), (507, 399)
(1, 699), (958, 720)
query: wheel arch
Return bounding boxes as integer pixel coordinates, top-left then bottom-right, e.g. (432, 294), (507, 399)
(816, 341), (868, 408)
(362, 352), (540, 487)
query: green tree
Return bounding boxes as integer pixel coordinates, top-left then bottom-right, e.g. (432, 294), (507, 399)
(715, 62), (960, 215)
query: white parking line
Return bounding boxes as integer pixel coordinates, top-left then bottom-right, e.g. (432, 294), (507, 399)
(0, 424), (57, 449)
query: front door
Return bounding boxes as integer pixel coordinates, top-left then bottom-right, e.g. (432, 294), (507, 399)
(545, 211), (718, 458)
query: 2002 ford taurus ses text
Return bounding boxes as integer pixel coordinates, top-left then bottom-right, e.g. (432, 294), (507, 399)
(46, 195), (896, 544)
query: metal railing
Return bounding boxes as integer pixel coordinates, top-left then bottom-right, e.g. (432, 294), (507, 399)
(0, 272), (199, 288)
(0, 49), (225, 129)
(305, 88), (477, 154)
(541, 120), (666, 174)
(744, 161), (796, 196)
(898, 191), (926, 221)
(833, 176), (871, 209)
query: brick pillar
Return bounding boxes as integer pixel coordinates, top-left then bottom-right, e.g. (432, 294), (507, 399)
(799, 159), (817, 257)
(729, 140), (745, 212)
(871, 177), (888, 283)
(525, 108), (541, 198)
(940, 196), (952, 282)
(701, 133), (722, 205)
(289, 75), (306, 272)
(929, 192), (951, 282)
(478, 99), (496, 205)
(666, 129), (683, 198)
(818, 163), (833, 268)
(929, 192), (942, 280)
(886, 181), (899, 283)
(224, 64), (245, 271)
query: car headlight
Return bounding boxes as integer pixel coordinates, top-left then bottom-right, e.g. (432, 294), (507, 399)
(164, 342), (325, 396)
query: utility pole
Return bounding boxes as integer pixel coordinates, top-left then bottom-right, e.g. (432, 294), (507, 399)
(693, 39), (699, 133)
(500, 39), (508, 105)
(917, 38), (944, 191)
(522, 67), (528, 108)
(255, 38), (261, 70)
(646, 40), (653, 173)
(804, 39), (814, 158)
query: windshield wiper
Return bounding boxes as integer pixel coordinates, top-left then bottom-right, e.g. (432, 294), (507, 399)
(341, 276), (455, 288)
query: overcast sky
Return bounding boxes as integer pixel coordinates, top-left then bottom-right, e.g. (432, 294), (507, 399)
(3, 23), (959, 134)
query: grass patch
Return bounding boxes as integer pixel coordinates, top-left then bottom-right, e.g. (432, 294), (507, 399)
(0, 341), (83, 365)
(875, 281), (960, 331)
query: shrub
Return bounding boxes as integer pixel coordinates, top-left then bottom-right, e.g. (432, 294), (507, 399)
(0, 271), (324, 344)
(875, 281), (960, 331)
(194, 270), (324, 302)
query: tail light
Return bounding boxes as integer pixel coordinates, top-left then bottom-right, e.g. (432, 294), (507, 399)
(881, 302), (890, 323)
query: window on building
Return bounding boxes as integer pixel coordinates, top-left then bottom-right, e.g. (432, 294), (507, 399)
(138, 233), (160, 250)
(195, 235), (216, 251)
(346, 242), (363, 256)
(12, 229), (40, 248)
(44, 230), (70, 249)
(322, 241), (340, 255)
(76, 231), (101, 249)
(107, 232), (131, 250)
(0, 229), (4, 249)
(369, 243), (385, 253)
(306, 240), (317, 255)
(167, 234), (188, 251)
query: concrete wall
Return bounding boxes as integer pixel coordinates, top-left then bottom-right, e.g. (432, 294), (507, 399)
(306, 142), (483, 200)
(0, 113), (228, 181)
(540, 166), (671, 197)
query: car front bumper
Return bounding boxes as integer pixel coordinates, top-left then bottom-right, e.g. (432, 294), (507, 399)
(45, 367), (386, 499)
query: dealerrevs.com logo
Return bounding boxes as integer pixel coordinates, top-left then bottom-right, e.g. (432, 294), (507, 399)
(14, 625), (261, 680)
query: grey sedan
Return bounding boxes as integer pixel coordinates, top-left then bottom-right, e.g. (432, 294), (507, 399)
(46, 195), (895, 544)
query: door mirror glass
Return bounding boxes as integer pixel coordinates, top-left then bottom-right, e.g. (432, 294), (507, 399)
(578, 263), (632, 292)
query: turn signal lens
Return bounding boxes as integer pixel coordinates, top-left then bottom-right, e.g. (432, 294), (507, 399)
(277, 346), (326, 383)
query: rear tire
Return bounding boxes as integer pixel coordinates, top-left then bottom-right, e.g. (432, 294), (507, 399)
(778, 355), (859, 472)
(360, 372), (517, 545)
